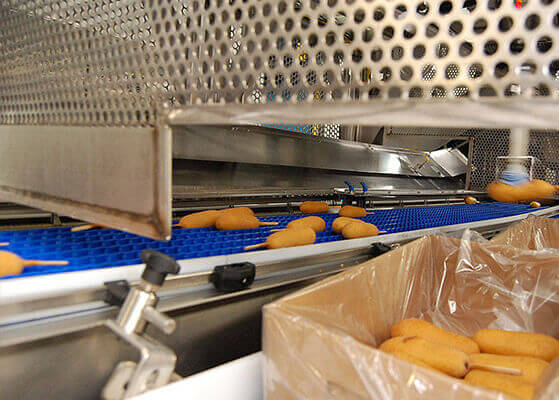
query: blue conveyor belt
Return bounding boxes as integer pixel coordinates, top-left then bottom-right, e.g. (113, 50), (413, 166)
(0, 203), (544, 279)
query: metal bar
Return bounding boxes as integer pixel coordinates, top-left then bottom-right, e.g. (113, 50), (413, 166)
(0, 254), (370, 347)
(0, 246), (374, 322)
(166, 100), (559, 130)
(465, 137), (475, 190)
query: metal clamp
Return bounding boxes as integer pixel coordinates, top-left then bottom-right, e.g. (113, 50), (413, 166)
(102, 250), (180, 400)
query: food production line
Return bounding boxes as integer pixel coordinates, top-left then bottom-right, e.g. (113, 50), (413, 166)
(2, 0), (559, 399)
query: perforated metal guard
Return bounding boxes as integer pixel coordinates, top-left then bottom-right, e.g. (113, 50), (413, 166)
(1, 1), (559, 127)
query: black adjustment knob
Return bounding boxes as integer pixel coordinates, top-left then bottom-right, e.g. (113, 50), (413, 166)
(370, 242), (393, 257)
(140, 249), (180, 286)
(104, 280), (130, 306)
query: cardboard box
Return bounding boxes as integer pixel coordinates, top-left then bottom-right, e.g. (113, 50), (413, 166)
(263, 234), (559, 400)
(491, 215), (559, 250)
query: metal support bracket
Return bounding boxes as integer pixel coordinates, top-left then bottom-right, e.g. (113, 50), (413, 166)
(102, 321), (177, 400)
(101, 250), (181, 399)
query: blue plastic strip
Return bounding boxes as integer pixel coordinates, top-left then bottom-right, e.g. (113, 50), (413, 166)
(0, 203), (542, 279)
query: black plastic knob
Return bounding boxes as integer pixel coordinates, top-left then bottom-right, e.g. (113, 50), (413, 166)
(210, 262), (256, 292)
(140, 249), (180, 286)
(369, 242), (393, 257)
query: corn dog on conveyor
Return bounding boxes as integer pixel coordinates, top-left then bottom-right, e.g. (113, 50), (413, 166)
(0, 202), (551, 281)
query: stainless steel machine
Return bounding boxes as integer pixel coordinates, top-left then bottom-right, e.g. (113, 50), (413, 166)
(1, 1), (559, 399)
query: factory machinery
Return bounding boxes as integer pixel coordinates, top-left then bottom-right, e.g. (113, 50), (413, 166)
(1, 1), (559, 399)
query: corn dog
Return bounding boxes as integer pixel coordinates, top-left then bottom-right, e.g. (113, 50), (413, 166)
(244, 228), (316, 250)
(380, 336), (406, 353)
(284, 216), (326, 232)
(464, 370), (534, 400)
(465, 196), (479, 204)
(338, 205), (368, 218)
(391, 319), (480, 354)
(470, 354), (549, 384)
(0, 251), (68, 277)
(300, 201), (329, 214)
(531, 179), (556, 199)
(174, 210), (221, 229)
(215, 214), (277, 230)
(219, 207), (255, 216)
(488, 179), (556, 203)
(342, 222), (381, 239)
(473, 329), (559, 362)
(390, 351), (434, 370)
(332, 217), (364, 234)
(379, 336), (469, 377)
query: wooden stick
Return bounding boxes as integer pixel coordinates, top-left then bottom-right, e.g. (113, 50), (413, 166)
(270, 229), (285, 232)
(71, 224), (102, 232)
(379, 231), (387, 234)
(259, 222), (279, 226)
(24, 260), (69, 267)
(0, 242), (9, 246)
(469, 363), (522, 376)
(172, 223), (181, 227)
(244, 243), (267, 251)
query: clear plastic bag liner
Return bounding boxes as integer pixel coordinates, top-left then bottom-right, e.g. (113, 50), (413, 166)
(491, 215), (559, 251)
(263, 234), (559, 400)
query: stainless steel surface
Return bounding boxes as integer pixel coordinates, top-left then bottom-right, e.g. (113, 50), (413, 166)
(105, 274), (178, 399)
(465, 137), (475, 190)
(167, 100), (559, 129)
(116, 288), (154, 335)
(103, 320), (176, 399)
(0, 284), (302, 400)
(0, 125), (171, 240)
(2, 2), (558, 127)
(143, 306), (176, 335)
(172, 158), (463, 199)
(172, 125), (467, 178)
(429, 148), (469, 177)
(0, 248), (372, 346)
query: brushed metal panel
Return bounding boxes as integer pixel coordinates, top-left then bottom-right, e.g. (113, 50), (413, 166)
(0, 284), (307, 400)
(172, 125), (466, 178)
(0, 125), (171, 240)
(429, 148), (469, 177)
(172, 159), (462, 199)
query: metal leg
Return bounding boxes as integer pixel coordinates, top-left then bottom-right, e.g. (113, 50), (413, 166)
(465, 137), (475, 190)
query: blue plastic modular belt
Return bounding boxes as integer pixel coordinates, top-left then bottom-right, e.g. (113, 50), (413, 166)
(0, 203), (543, 280)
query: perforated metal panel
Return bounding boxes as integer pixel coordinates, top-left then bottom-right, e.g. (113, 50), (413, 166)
(389, 127), (559, 190)
(1, 1), (559, 126)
